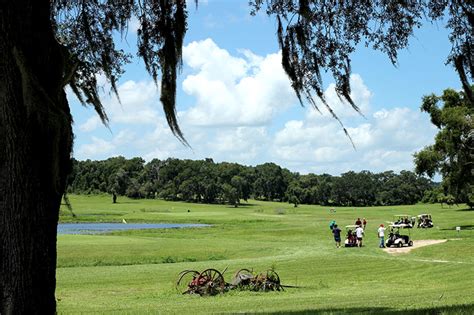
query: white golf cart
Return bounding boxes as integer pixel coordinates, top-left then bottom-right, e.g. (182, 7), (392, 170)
(386, 224), (413, 248)
(417, 214), (434, 228)
(393, 214), (415, 228)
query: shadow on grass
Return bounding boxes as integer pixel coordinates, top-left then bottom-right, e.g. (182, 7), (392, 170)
(224, 203), (260, 209)
(441, 225), (474, 230)
(259, 304), (474, 315)
(225, 203), (259, 208)
(111, 201), (138, 204)
(456, 207), (473, 212)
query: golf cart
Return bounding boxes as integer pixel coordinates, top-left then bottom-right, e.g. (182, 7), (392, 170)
(344, 225), (359, 247)
(393, 214), (415, 228)
(417, 214), (433, 228)
(386, 224), (413, 248)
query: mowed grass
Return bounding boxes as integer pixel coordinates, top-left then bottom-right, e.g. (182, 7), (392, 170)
(57, 195), (474, 314)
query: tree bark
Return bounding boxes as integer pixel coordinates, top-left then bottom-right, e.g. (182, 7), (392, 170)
(0, 1), (72, 313)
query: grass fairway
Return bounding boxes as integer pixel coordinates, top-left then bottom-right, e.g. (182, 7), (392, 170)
(57, 195), (474, 314)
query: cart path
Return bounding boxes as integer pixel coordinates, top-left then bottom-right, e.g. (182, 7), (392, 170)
(383, 239), (447, 255)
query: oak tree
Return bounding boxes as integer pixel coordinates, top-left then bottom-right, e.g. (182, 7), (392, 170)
(414, 87), (473, 207)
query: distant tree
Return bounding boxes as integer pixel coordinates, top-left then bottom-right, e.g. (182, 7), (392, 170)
(155, 159), (184, 196)
(414, 88), (473, 206)
(314, 174), (333, 206)
(139, 159), (163, 198)
(437, 192), (447, 208)
(230, 175), (247, 205)
(179, 179), (197, 202)
(445, 194), (456, 207)
(254, 163), (288, 201)
(201, 176), (220, 204)
(108, 168), (129, 198)
(67, 157), (435, 208)
(2, 0), (472, 312)
(158, 182), (179, 201)
(376, 171), (431, 205)
(138, 182), (155, 199)
(467, 193), (474, 209)
(296, 173), (319, 204)
(331, 171), (376, 206)
(221, 183), (239, 207)
(286, 181), (303, 207)
(421, 185), (442, 204)
(125, 178), (143, 198)
(375, 171), (397, 205)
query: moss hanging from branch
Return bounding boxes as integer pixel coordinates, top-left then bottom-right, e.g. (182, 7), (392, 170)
(50, 0), (473, 148)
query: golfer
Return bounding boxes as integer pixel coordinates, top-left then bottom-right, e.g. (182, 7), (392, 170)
(355, 225), (364, 247)
(377, 224), (386, 248)
(332, 224), (342, 248)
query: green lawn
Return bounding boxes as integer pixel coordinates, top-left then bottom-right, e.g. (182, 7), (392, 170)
(57, 195), (474, 314)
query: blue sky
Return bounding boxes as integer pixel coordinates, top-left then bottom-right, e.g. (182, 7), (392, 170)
(68, 1), (460, 176)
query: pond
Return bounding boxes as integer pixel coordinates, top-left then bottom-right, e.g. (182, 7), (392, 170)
(57, 223), (210, 235)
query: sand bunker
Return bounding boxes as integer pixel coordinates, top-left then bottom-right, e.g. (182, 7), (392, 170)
(383, 239), (447, 255)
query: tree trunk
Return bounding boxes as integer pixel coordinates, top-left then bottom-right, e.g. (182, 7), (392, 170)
(0, 1), (72, 313)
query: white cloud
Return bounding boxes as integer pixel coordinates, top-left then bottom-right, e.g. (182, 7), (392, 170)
(79, 116), (102, 132)
(76, 130), (138, 158)
(362, 149), (415, 171)
(307, 74), (372, 121)
(72, 39), (435, 177)
(370, 107), (436, 150)
(347, 123), (374, 148)
(138, 117), (193, 161)
(77, 80), (160, 132)
(109, 80), (160, 124)
(181, 38), (297, 127)
(208, 127), (269, 162)
(128, 16), (140, 34)
(77, 136), (116, 157)
(271, 75), (437, 174)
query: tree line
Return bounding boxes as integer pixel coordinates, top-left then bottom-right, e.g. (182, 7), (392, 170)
(67, 157), (436, 207)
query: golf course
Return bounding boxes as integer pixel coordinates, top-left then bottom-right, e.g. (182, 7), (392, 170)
(56, 195), (474, 314)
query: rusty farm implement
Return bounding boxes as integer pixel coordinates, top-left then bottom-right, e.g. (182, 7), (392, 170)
(176, 267), (288, 296)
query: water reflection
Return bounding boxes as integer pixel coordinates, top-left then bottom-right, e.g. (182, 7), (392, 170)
(57, 223), (210, 234)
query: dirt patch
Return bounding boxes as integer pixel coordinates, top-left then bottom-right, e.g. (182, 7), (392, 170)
(383, 239), (447, 255)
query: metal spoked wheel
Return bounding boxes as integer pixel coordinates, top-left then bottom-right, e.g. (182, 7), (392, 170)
(176, 270), (200, 293)
(266, 270), (280, 284)
(265, 270), (282, 291)
(196, 268), (226, 295)
(199, 268), (225, 284)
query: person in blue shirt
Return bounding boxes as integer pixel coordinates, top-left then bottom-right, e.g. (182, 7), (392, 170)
(332, 224), (342, 248)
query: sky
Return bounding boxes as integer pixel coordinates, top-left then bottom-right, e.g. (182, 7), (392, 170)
(68, 1), (461, 176)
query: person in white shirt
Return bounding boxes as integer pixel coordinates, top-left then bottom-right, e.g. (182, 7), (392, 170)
(377, 224), (386, 248)
(355, 226), (364, 247)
